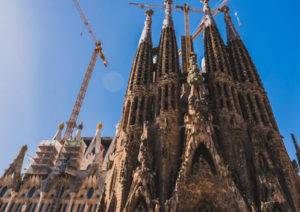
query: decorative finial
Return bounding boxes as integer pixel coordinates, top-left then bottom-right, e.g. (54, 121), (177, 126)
(200, 0), (213, 27)
(219, 5), (230, 14)
(163, 0), (174, 29)
(146, 9), (154, 17)
(53, 122), (64, 140)
(75, 122), (83, 141)
(78, 122), (84, 130)
(220, 6), (240, 41)
(139, 9), (154, 45)
(59, 122), (64, 130)
(95, 122), (103, 141)
(97, 122), (103, 130)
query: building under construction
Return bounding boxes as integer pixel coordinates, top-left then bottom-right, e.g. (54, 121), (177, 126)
(0, 0), (300, 211)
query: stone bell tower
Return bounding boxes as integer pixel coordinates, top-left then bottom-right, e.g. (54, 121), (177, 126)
(101, 0), (300, 211)
(102, 9), (156, 211)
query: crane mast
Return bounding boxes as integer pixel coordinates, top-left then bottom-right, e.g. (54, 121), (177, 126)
(63, 47), (99, 141)
(62, 0), (108, 141)
(175, 3), (196, 70)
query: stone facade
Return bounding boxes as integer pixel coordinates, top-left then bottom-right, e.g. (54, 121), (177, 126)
(0, 0), (299, 211)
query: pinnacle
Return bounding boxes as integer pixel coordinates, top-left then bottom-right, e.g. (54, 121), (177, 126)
(162, 0), (174, 29)
(139, 8), (153, 45)
(202, 0), (214, 27)
(221, 6), (240, 41)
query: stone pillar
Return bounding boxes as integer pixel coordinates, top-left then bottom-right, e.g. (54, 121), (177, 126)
(66, 193), (76, 212)
(21, 202), (29, 212)
(35, 192), (45, 212)
(4, 191), (17, 212)
(83, 203), (89, 212)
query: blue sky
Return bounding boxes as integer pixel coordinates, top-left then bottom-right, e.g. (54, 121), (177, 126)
(0, 0), (299, 174)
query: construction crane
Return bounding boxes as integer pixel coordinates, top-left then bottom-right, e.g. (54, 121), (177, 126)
(129, 2), (202, 70)
(63, 0), (108, 141)
(192, 0), (229, 40)
(129, 1), (229, 70)
(175, 4), (202, 71)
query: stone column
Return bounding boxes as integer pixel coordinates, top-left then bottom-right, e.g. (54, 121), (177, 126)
(66, 193), (76, 212)
(4, 191), (17, 212)
(35, 192), (45, 212)
(21, 202), (29, 212)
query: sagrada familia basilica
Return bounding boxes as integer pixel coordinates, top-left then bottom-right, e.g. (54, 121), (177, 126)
(0, 0), (299, 211)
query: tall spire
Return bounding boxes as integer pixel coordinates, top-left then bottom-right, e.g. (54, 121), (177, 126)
(163, 0), (174, 29)
(202, 0), (214, 27)
(127, 9), (154, 91)
(291, 133), (300, 166)
(220, 6), (240, 41)
(202, 0), (231, 77)
(122, 10), (155, 129)
(154, 0), (181, 202)
(139, 9), (153, 45)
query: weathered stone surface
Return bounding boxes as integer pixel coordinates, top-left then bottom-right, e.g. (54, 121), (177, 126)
(0, 2), (299, 212)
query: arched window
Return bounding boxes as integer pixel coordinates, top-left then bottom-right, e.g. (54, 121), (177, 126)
(164, 85), (169, 110)
(191, 144), (216, 177)
(134, 196), (147, 212)
(87, 187), (94, 199)
(0, 186), (8, 197)
(27, 187), (36, 198)
(138, 97), (145, 124)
